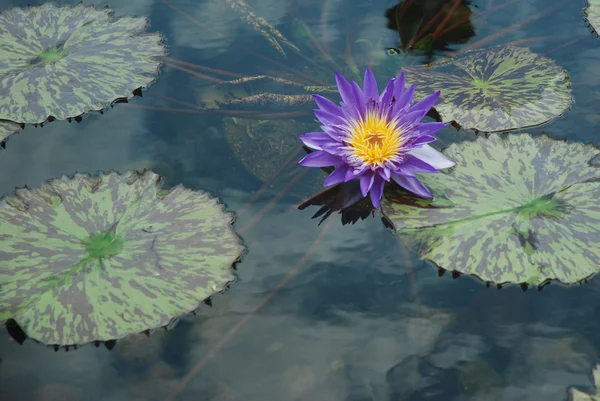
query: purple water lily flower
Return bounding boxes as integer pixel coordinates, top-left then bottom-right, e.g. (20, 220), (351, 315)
(298, 68), (455, 209)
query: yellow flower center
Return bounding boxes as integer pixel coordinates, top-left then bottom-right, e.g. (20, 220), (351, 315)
(347, 109), (406, 167)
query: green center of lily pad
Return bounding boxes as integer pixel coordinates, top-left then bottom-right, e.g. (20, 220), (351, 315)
(517, 195), (568, 219)
(30, 47), (68, 66)
(472, 77), (491, 92)
(83, 231), (124, 259)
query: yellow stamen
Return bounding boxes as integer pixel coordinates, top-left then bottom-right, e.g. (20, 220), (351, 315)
(347, 109), (405, 167)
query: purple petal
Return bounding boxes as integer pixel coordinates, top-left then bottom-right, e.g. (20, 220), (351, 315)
(408, 144), (455, 169)
(379, 78), (395, 105)
(335, 72), (356, 107)
(362, 68), (379, 100)
(314, 109), (346, 125)
(378, 167), (391, 181)
(392, 83), (415, 114)
(313, 94), (342, 115)
(402, 154), (438, 173)
(369, 175), (386, 209)
(323, 164), (350, 187)
(393, 73), (407, 100)
(409, 135), (437, 147)
(416, 122), (448, 137)
(359, 172), (375, 197)
(299, 132), (335, 150)
(391, 174), (432, 198)
(299, 151), (343, 167)
(411, 91), (440, 114)
(350, 81), (366, 119)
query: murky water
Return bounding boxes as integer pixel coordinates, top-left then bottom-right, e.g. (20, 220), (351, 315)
(2, 0), (600, 400)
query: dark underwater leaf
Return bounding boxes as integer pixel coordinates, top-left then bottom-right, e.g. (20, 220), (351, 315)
(381, 134), (600, 286)
(0, 3), (166, 125)
(0, 170), (245, 346)
(402, 45), (573, 133)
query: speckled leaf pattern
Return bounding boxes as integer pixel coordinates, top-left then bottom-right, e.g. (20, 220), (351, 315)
(401, 46), (572, 133)
(0, 170), (245, 346)
(585, 0), (600, 36)
(0, 3), (166, 124)
(0, 120), (21, 142)
(570, 364), (600, 400)
(380, 134), (600, 286)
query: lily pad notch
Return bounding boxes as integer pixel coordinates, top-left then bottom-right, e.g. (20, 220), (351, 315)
(0, 169), (246, 348)
(380, 133), (600, 290)
(0, 2), (167, 137)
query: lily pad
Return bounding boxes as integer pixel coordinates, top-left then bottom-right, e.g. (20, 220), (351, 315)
(0, 170), (245, 346)
(380, 134), (600, 287)
(0, 3), (166, 125)
(570, 364), (600, 400)
(586, 0), (600, 36)
(401, 45), (572, 133)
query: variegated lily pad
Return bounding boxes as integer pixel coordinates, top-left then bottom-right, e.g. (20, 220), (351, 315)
(0, 170), (245, 346)
(401, 45), (572, 133)
(380, 134), (600, 287)
(570, 364), (600, 400)
(585, 0), (600, 36)
(0, 3), (166, 125)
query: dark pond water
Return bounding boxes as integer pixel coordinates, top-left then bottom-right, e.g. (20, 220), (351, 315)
(2, 0), (600, 400)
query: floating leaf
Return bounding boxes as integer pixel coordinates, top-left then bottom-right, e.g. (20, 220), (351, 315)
(585, 0), (600, 36)
(570, 364), (600, 400)
(380, 134), (600, 286)
(401, 45), (572, 133)
(0, 170), (245, 346)
(0, 120), (22, 143)
(0, 3), (166, 125)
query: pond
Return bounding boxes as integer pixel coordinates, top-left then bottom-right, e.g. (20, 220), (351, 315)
(1, 0), (600, 400)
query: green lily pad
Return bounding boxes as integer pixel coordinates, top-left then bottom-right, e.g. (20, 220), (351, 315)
(570, 364), (600, 400)
(585, 0), (600, 36)
(0, 170), (245, 346)
(401, 45), (572, 133)
(380, 134), (600, 287)
(0, 120), (22, 143)
(0, 3), (166, 125)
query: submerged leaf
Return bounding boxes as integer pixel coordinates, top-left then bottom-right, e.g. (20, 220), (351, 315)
(570, 364), (600, 400)
(0, 120), (21, 143)
(380, 134), (600, 286)
(585, 0), (600, 36)
(0, 3), (166, 124)
(402, 45), (572, 132)
(0, 170), (245, 346)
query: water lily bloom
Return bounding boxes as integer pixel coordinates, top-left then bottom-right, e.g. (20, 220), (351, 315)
(298, 68), (455, 209)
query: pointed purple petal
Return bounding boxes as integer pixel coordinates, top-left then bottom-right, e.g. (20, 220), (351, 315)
(323, 164), (350, 187)
(350, 81), (366, 119)
(369, 175), (385, 209)
(417, 122), (448, 136)
(403, 154), (438, 172)
(314, 109), (346, 125)
(408, 144), (455, 169)
(363, 68), (379, 100)
(379, 78), (395, 105)
(393, 73), (407, 99)
(391, 174), (432, 198)
(411, 91), (440, 113)
(335, 72), (356, 107)
(378, 167), (391, 181)
(359, 172), (375, 197)
(299, 151), (343, 167)
(409, 135), (437, 147)
(313, 94), (342, 115)
(299, 132), (335, 150)
(393, 83), (415, 114)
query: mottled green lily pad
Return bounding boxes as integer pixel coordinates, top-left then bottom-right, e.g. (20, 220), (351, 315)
(0, 170), (245, 346)
(0, 3), (166, 125)
(570, 364), (600, 400)
(401, 45), (572, 133)
(585, 0), (600, 36)
(380, 134), (600, 287)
